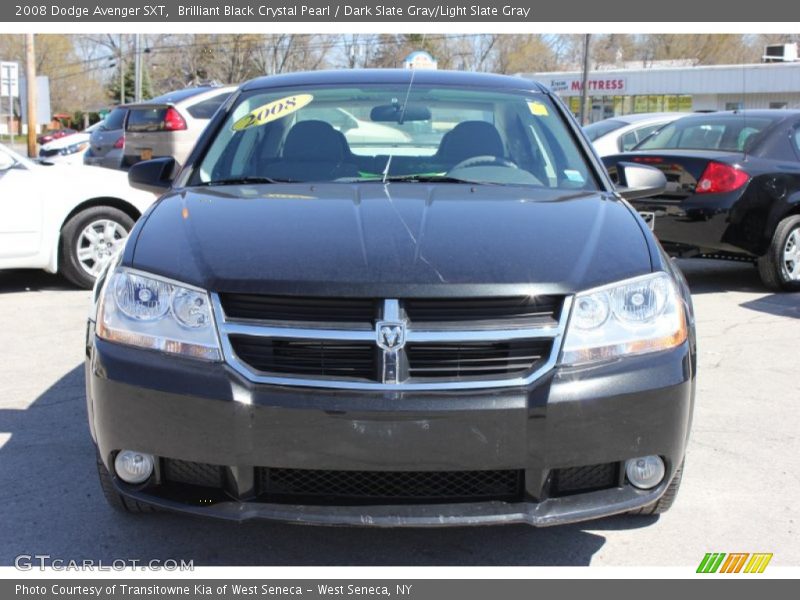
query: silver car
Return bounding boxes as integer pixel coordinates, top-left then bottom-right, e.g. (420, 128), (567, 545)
(584, 112), (686, 157)
(123, 86), (236, 168)
(84, 106), (129, 169)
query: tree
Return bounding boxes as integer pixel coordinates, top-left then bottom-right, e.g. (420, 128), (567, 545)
(106, 58), (152, 104)
(491, 35), (560, 73)
(0, 33), (107, 114)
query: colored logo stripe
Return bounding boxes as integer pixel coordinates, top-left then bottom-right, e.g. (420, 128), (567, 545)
(744, 553), (773, 573)
(697, 552), (773, 573)
(697, 553), (726, 573)
(720, 553), (749, 573)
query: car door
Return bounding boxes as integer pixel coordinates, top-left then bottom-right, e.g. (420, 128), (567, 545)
(0, 147), (44, 259)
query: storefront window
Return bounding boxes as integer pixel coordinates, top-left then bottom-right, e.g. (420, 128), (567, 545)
(567, 94), (692, 122)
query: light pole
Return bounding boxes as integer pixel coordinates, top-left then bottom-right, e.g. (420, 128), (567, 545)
(25, 34), (36, 157)
(579, 34), (591, 125)
(119, 34), (125, 104)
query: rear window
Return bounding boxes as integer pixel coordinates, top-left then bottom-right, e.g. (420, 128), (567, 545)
(619, 123), (664, 151)
(126, 107), (168, 132)
(148, 87), (214, 104)
(635, 116), (776, 152)
(186, 92), (232, 119)
(102, 108), (127, 131)
(583, 119), (626, 142)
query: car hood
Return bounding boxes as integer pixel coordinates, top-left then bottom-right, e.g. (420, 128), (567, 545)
(127, 183), (652, 296)
(41, 132), (90, 151)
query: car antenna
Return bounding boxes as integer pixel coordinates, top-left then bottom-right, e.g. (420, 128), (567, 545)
(382, 66), (416, 184)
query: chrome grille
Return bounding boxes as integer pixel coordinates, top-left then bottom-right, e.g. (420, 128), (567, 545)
(404, 296), (561, 327)
(212, 294), (571, 390)
(406, 340), (552, 379)
(229, 336), (375, 380)
(219, 293), (378, 326)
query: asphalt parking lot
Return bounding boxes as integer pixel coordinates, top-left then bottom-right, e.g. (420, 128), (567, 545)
(0, 259), (797, 567)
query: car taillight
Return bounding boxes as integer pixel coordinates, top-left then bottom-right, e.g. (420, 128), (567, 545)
(163, 107), (187, 131)
(696, 161), (750, 194)
(113, 136), (125, 149)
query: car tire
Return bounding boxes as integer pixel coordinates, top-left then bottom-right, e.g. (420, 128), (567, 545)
(96, 451), (157, 514)
(757, 215), (800, 292)
(60, 206), (134, 289)
(628, 461), (683, 516)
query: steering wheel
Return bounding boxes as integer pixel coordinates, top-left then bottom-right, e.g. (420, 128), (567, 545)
(448, 155), (518, 172)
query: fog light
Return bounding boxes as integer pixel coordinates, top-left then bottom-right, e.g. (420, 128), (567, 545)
(114, 450), (154, 484)
(625, 455), (665, 490)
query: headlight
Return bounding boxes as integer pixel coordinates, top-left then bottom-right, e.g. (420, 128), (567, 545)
(60, 142), (88, 156)
(559, 272), (687, 366)
(96, 269), (220, 360)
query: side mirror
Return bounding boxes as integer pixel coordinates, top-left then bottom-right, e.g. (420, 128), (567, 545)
(128, 157), (176, 193)
(614, 162), (666, 201)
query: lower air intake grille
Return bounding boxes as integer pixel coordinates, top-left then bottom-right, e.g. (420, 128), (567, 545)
(406, 339), (551, 379)
(163, 458), (224, 488)
(230, 336), (375, 379)
(550, 463), (619, 497)
(258, 468), (524, 505)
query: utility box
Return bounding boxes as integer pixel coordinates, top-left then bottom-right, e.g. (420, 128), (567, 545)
(763, 43), (799, 63)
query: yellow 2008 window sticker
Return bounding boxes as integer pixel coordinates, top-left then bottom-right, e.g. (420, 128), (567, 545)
(527, 101), (549, 117)
(232, 94), (314, 131)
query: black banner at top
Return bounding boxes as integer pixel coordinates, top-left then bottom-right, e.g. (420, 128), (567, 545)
(2, 0), (796, 22)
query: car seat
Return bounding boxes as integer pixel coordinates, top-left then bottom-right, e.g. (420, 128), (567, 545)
(435, 121), (505, 166)
(264, 120), (359, 181)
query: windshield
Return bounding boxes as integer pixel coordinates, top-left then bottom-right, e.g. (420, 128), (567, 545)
(583, 119), (626, 142)
(193, 84), (598, 189)
(635, 115), (776, 152)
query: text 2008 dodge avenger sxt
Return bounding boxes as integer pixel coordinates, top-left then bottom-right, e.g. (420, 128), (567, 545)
(85, 69), (695, 526)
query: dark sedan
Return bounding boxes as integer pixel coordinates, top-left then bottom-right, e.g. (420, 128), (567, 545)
(603, 110), (800, 291)
(85, 69), (695, 527)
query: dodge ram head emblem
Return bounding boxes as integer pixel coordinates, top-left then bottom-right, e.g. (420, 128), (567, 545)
(376, 321), (406, 351)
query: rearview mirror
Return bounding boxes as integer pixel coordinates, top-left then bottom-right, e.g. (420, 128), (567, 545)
(370, 103), (431, 123)
(128, 157), (176, 193)
(614, 162), (666, 201)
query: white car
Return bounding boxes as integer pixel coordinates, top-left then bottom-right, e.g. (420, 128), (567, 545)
(0, 143), (157, 288)
(38, 122), (102, 165)
(584, 113), (686, 156)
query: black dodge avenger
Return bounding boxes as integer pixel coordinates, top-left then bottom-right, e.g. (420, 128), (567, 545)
(85, 69), (696, 526)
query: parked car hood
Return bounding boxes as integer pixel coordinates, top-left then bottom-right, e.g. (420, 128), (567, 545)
(40, 132), (90, 151)
(127, 183), (652, 296)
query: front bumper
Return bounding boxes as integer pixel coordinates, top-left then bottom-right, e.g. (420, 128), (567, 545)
(86, 333), (695, 527)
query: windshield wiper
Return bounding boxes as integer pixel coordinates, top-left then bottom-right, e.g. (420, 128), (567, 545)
(196, 176), (295, 186)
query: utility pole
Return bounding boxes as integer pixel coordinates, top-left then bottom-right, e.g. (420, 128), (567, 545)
(25, 34), (36, 158)
(134, 33), (142, 103)
(579, 34), (591, 126)
(119, 34), (125, 104)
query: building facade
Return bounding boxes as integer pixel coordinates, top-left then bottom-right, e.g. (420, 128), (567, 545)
(522, 62), (800, 123)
